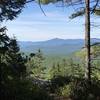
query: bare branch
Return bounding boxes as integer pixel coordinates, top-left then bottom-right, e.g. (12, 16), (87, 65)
(38, 0), (46, 16)
(91, 0), (100, 13)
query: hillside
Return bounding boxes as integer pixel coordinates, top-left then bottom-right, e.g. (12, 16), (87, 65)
(75, 42), (100, 59)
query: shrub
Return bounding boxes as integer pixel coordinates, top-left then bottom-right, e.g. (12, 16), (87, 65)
(57, 83), (74, 97)
(71, 79), (100, 100)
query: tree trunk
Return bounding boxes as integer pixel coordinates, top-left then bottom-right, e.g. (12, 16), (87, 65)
(85, 0), (91, 83)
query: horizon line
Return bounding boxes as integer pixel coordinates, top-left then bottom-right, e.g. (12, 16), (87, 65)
(18, 38), (100, 42)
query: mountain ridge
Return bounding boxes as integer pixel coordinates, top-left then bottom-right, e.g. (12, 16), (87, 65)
(18, 38), (100, 56)
(18, 38), (100, 43)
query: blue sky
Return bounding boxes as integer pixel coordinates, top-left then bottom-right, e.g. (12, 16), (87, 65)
(3, 2), (100, 41)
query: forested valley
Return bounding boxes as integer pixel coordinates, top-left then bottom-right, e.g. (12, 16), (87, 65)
(0, 0), (100, 100)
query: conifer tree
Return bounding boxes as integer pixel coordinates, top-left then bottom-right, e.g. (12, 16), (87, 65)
(6, 38), (26, 79)
(26, 49), (45, 78)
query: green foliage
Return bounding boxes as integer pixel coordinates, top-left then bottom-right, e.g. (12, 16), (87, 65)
(71, 79), (100, 100)
(69, 9), (85, 19)
(94, 9), (100, 16)
(50, 76), (100, 99)
(75, 43), (100, 80)
(57, 83), (74, 97)
(0, 33), (51, 100)
(0, 0), (26, 22)
(75, 43), (100, 59)
(0, 27), (10, 54)
(36, 0), (58, 5)
(37, 0), (50, 4)
(69, 8), (100, 19)
(50, 75), (71, 93)
(1, 37), (26, 79)
(48, 58), (84, 79)
(1, 78), (51, 100)
(92, 59), (100, 80)
(26, 49), (46, 78)
(1, 31), (100, 100)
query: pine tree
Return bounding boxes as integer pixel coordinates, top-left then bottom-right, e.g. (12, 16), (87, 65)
(6, 38), (26, 79)
(26, 49), (45, 78)
(0, 0), (26, 22)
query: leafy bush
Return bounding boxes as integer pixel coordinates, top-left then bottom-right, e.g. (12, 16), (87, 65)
(57, 83), (74, 97)
(50, 76), (100, 100)
(50, 75), (71, 93)
(71, 79), (100, 100)
(1, 79), (51, 100)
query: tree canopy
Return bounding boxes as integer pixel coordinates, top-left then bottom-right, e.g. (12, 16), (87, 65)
(38, 0), (100, 17)
(0, 0), (27, 22)
(0, 0), (99, 22)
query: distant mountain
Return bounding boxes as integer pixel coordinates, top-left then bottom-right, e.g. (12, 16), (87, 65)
(18, 38), (100, 56)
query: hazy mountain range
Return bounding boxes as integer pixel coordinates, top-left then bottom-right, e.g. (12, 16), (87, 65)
(18, 38), (100, 56)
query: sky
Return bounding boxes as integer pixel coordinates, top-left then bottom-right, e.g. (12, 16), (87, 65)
(3, 2), (100, 41)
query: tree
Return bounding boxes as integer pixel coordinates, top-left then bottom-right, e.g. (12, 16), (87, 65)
(0, 1), (52, 99)
(68, 0), (99, 83)
(0, 0), (27, 22)
(6, 38), (26, 79)
(0, 27), (10, 54)
(26, 49), (45, 78)
(0, 0), (33, 83)
(0, 34), (30, 100)
(0, 28), (10, 87)
(1, 36), (26, 83)
(0, 0), (27, 75)
(84, 0), (91, 83)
